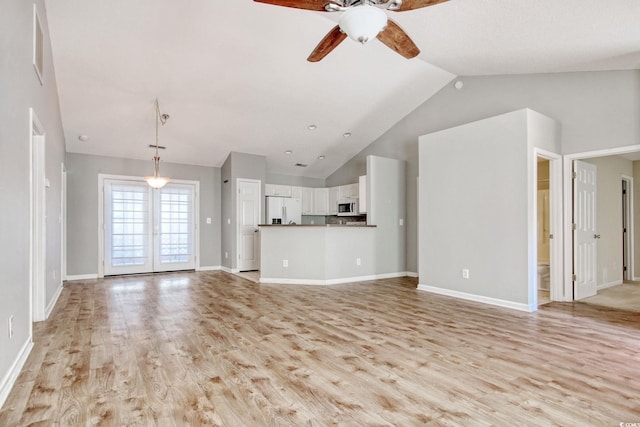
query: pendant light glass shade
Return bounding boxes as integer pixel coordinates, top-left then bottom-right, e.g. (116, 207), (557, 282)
(339, 5), (388, 44)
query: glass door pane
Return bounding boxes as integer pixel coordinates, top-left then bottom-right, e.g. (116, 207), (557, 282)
(154, 183), (196, 271)
(104, 180), (153, 275)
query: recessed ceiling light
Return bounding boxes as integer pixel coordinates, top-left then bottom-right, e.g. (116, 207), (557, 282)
(285, 150), (293, 155)
(308, 124), (317, 131)
(454, 80), (464, 90)
(318, 155), (326, 160)
(343, 132), (351, 138)
(78, 134), (89, 142)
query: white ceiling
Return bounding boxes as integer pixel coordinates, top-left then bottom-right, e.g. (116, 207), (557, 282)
(46, 0), (640, 178)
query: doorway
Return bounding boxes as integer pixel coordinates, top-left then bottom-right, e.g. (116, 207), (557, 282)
(534, 150), (562, 307)
(99, 176), (199, 276)
(622, 176), (633, 281)
(236, 179), (261, 272)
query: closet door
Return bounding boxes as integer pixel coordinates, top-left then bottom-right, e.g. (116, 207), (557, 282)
(104, 180), (153, 276)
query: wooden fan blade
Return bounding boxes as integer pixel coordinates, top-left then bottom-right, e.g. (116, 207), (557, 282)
(307, 25), (347, 62)
(394, 0), (449, 12)
(377, 19), (420, 59)
(253, 0), (328, 11)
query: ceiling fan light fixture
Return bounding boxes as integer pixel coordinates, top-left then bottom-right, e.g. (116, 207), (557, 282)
(339, 5), (387, 44)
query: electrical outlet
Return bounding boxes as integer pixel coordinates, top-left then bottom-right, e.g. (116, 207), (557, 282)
(206, 217), (212, 224)
(227, 218), (231, 225)
(283, 259), (288, 268)
(8, 315), (14, 339)
(225, 251), (228, 259)
(399, 219), (404, 226)
(462, 269), (470, 279)
(53, 269), (57, 281)
(356, 258), (361, 266)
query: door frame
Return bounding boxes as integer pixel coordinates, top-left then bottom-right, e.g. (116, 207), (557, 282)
(29, 108), (46, 323)
(98, 174), (200, 277)
(621, 175), (634, 281)
(563, 144), (640, 300)
(533, 148), (563, 305)
(236, 178), (262, 272)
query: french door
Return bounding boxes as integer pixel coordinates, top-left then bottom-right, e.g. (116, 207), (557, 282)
(103, 178), (196, 276)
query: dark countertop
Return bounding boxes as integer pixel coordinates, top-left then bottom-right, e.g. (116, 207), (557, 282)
(259, 224), (377, 228)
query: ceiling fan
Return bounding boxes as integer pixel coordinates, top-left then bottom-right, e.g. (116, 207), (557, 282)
(254, 0), (449, 62)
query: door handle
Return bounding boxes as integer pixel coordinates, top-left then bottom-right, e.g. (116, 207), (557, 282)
(594, 234), (601, 239)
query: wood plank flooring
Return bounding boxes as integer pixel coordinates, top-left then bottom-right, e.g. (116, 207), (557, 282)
(1, 271), (639, 426)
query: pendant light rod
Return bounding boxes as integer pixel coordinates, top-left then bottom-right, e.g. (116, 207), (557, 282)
(146, 99), (170, 189)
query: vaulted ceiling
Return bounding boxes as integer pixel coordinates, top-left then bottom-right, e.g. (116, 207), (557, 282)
(46, 0), (640, 177)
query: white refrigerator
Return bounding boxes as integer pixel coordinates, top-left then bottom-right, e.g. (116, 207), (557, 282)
(266, 196), (302, 225)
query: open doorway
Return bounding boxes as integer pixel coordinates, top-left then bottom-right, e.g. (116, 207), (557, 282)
(534, 149), (562, 308)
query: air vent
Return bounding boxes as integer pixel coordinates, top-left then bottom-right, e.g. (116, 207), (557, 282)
(295, 163), (308, 168)
(148, 144), (166, 150)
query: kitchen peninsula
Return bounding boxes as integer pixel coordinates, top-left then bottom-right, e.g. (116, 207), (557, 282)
(259, 224), (377, 285)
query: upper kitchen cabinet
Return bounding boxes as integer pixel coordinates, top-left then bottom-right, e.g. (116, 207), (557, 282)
(314, 188), (329, 215)
(301, 187), (314, 215)
(291, 186), (303, 199)
(338, 183), (359, 200)
(329, 187), (339, 215)
(265, 184), (292, 197)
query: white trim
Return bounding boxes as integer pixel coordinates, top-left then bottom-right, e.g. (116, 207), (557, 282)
(29, 109), (46, 324)
(598, 280), (622, 291)
(221, 266), (239, 274)
(417, 284), (536, 312)
(406, 271), (419, 278)
(61, 163), (67, 281)
(260, 271), (409, 286)
(66, 274), (99, 281)
(0, 338), (34, 409)
(622, 175), (634, 282)
(563, 144), (640, 301)
(198, 266), (222, 271)
(44, 283), (63, 319)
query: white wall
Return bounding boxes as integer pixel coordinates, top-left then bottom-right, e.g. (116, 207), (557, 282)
(418, 110), (558, 311)
(583, 156), (633, 288)
(0, 0), (66, 406)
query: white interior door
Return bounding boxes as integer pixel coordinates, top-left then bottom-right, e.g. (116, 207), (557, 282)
(237, 179), (261, 272)
(104, 179), (196, 276)
(574, 160), (598, 299)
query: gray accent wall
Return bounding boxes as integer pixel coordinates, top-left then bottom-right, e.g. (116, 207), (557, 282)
(66, 153), (221, 275)
(419, 110), (558, 309)
(0, 0), (66, 403)
(327, 70), (640, 273)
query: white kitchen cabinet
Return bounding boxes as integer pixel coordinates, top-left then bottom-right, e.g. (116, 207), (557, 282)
(291, 186), (303, 199)
(358, 175), (367, 213)
(301, 187), (314, 215)
(329, 187), (339, 215)
(314, 188), (329, 215)
(265, 184), (292, 197)
(338, 183), (359, 200)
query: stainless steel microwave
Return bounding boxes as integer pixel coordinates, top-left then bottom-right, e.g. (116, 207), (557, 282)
(337, 199), (359, 216)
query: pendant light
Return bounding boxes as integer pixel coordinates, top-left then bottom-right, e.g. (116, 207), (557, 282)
(339, 4), (388, 44)
(145, 99), (170, 189)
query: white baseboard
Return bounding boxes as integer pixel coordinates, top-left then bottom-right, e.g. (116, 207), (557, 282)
(406, 271), (419, 278)
(221, 266), (239, 274)
(198, 266), (222, 271)
(417, 284), (536, 312)
(598, 280), (622, 291)
(65, 274), (98, 281)
(260, 271), (409, 286)
(0, 338), (34, 409)
(44, 282), (64, 319)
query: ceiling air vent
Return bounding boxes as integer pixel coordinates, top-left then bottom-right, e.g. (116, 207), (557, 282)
(295, 163), (308, 168)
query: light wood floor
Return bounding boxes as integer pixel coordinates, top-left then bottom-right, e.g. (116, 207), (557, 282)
(1, 272), (639, 426)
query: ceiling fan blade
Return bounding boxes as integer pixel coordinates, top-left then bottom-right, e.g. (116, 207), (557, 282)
(377, 19), (420, 59)
(394, 0), (449, 12)
(307, 25), (347, 62)
(253, 0), (328, 11)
